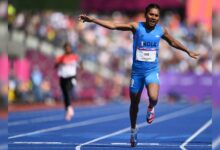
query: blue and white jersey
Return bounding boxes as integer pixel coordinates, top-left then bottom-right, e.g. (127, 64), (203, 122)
(132, 22), (164, 74)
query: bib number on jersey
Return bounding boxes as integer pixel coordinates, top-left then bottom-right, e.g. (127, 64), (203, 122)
(136, 48), (156, 62)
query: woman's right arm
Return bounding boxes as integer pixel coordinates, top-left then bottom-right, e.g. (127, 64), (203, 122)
(79, 14), (137, 32)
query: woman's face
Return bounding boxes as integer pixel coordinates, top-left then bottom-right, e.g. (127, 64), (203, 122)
(145, 8), (160, 28)
(64, 45), (72, 53)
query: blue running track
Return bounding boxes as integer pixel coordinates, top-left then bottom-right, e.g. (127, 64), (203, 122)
(0, 118), (8, 150)
(8, 101), (212, 150)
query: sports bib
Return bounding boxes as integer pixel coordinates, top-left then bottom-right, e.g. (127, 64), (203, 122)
(136, 48), (156, 62)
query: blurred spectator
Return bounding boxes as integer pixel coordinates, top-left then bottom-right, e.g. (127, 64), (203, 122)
(213, 11), (220, 75)
(0, 81), (7, 107)
(94, 74), (105, 104)
(214, 53), (220, 74)
(13, 12), (25, 30)
(16, 80), (32, 103)
(7, 3), (16, 31)
(8, 74), (17, 103)
(0, 1), (7, 21)
(40, 78), (54, 104)
(31, 65), (43, 101)
(195, 56), (212, 75)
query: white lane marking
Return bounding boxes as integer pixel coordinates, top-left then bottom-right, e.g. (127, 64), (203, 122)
(111, 142), (211, 147)
(112, 142), (159, 146)
(212, 136), (220, 150)
(75, 104), (208, 150)
(11, 142), (111, 146)
(11, 142), (211, 147)
(9, 110), (144, 140)
(13, 142), (72, 145)
(180, 119), (212, 150)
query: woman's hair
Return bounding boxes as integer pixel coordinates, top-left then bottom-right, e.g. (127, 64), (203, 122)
(145, 3), (161, 15)
(63, 42), (71, 49)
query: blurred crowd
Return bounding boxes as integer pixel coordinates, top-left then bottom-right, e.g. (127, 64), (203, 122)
(8, 9), (212, 74)
(213, 11), (220, 75)
(1, 1), (213, 104)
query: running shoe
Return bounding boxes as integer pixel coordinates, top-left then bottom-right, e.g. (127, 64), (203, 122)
(146, 107), (155, 124)
(130, 129), (138, 147)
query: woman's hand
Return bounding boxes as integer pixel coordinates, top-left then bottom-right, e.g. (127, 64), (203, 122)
(79, 14), (93, 23)
(187, 51), (200, 59)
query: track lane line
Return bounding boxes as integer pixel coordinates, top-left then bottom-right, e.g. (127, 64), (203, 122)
(11, 141), (211, 147)
(9, 109), (145, 139)
(180, 119), (212, 150)
(212, 136), (220, 150)
(75, 104), (209, 150)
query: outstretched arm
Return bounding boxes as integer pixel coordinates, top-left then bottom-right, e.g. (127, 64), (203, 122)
(79, 14), (137, 32)
(162, 28), (199, 59)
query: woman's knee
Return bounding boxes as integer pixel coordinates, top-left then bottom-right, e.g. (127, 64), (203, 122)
(149, 95), (158, 101)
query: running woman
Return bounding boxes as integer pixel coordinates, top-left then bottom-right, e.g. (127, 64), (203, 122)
(79, 3), (199, 147)
(55, 42), (80, 121)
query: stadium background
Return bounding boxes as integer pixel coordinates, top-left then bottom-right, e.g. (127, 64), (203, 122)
(0, 0), (219, 149)
(4, 0), (213, 105)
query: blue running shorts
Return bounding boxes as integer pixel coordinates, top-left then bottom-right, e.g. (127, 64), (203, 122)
(129, 71), (160, 93)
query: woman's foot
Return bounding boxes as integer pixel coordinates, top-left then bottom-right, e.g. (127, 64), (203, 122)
(65, 106), (74, 121)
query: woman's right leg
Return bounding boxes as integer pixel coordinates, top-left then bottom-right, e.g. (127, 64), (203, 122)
(129, 92), (142, 129)
(129, 75), (144, 147)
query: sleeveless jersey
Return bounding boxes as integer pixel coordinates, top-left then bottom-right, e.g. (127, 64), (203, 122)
(56, 54), (79, 78)
(132, 22), (164, 74)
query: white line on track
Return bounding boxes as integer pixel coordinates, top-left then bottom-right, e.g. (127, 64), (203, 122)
(12, 142), (106, 146)
(13, 142), (73, 145)
(112, 143), (160, 146)
(212, 136), (220, 150)
(75, 104), (209, 150)
(11, 141), (211, 147)
(9, 110), (145, 140)
(179, 119), (212, 150)
(111, 142), (211, 147)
